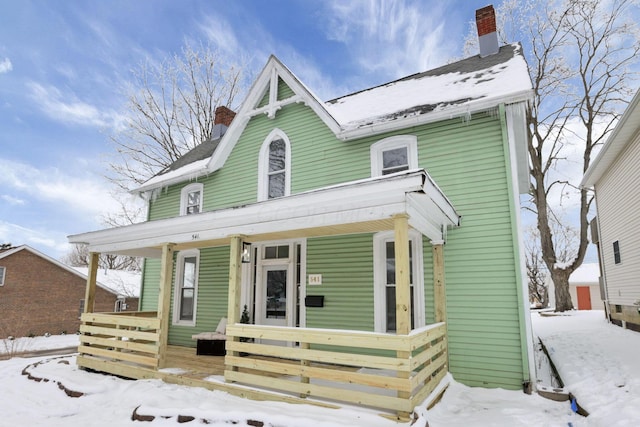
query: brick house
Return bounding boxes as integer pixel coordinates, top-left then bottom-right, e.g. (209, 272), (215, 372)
(0, 245), (139, 338)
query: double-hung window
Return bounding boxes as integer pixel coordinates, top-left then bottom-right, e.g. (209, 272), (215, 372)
(173, 250), (199, 325)
(258, 129), (291, 201)
(180, 183), (203, 215)
(370, 135), (419, 177)
(373, 231), (425, 333)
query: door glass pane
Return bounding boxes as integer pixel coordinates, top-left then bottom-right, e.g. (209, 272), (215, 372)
(266, 269), (287, 319)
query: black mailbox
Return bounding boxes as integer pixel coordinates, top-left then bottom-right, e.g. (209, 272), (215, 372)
(305, 295), (324, 307)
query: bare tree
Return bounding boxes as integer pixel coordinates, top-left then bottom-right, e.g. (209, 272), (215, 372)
(62, 243), (140, 272)
(468, 0), (640, 311)
(108, 42), (245, 191)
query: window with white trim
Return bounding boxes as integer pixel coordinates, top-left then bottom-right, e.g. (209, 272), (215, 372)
(373, 230), (425, 333)
(370, 135), (419, 177)
(173, 250), (199, 325)
(258, 129), (291, 201)
(0, 266), (5, 286)
(180, 183), (203, 215)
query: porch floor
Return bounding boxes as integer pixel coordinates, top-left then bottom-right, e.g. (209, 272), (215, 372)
(164, 345), (225, 379)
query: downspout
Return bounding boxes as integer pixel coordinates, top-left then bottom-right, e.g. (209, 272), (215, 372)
(499, 103), (536, 392)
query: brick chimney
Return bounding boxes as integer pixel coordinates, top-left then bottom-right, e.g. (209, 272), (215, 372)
(476, 5), (499, 57)
(214, 106), (236, 127)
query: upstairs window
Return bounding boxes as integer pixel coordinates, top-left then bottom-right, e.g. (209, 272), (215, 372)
(258, 129), (291, 201)
(180, 183), (203, 215)
(370, 135), (419, 177)
(0, 266), (5, 286)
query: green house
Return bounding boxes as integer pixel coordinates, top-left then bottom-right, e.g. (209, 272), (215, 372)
(70, 40), (534, 417)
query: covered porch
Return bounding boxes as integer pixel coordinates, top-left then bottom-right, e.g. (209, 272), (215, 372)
(70, 169), (459, 419)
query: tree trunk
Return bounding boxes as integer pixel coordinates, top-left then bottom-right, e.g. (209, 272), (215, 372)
(551, 269), (573, 312)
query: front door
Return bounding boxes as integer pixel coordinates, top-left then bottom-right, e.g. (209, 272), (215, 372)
(260, 264), (291, 327)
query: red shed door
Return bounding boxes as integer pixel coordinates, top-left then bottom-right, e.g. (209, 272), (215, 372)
(576, 286), (592, 310)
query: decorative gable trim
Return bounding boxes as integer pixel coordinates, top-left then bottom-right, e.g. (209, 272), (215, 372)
(206, 56), (340, 175)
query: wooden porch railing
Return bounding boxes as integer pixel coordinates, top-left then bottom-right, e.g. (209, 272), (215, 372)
(224, 322), (447, 415)
(78, 311), (161, 370)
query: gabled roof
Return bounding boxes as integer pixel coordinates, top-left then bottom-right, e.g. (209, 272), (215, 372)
(0, 245), (139, 297)
(136, 44), (532, 193)
(581, 88), (640, 188)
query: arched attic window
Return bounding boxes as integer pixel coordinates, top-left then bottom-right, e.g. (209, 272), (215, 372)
(258, 129), (291, 201)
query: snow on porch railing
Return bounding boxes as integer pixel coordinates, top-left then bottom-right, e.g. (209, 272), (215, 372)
(77, 311), (161, 370)
(224, 322), (447, 416)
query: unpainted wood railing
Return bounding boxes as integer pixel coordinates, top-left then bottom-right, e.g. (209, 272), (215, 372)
(77, 311), (161, 370)
(224, 322), (447, 415)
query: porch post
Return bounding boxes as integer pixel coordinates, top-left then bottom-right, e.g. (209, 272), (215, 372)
(83, 252), (99, 314)
(226, 235), (245, 367)
(393, 214), (411, 335)
(432, 242), (447, 323)
(157, 243), (175, 369)
(227, 235), (245, 325)
(393, 214), (411, 417)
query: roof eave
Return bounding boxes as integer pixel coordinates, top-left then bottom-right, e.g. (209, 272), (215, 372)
(336, 89), (533, 141)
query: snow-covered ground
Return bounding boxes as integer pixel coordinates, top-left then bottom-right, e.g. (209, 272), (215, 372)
(0, 311), (636, 426)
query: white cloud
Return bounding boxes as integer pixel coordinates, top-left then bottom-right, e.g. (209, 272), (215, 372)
(0, 57), (12, 73)
(1, 194), (25, 206)
(26, 81), (125, 130)
(322, 0), (455, 80)
(0, 158), (119, 221)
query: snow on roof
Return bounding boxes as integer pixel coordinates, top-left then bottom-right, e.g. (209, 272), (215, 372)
(569, 263), (600, 285)
(326, 44), (531, 131)
(73, 267), (141, 298)
(136, 44), (532, 193)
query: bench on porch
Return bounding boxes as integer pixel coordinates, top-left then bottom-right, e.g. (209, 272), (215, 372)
(191, 318), (227, 356)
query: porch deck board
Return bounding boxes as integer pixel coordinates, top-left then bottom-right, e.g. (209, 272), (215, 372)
(165, 345), (225, 379)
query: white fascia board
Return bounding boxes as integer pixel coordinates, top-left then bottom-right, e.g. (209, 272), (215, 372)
(70, 172), (428, 254)
(581, 90), (640, 188)
(336, 89), (534, 141)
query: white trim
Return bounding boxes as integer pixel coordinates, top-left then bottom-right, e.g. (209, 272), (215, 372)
(172, 249), (200, 327)
(257, 128), (292, 201)
(0, 265), (5, 286)
(179, 183), (204, 216)
(373, 230), (425, 333)
(370, 135), (418, 177)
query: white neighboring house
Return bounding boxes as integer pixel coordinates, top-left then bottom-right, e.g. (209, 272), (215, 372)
(581, 88), (640, 330)
(73, 267), (141, 312)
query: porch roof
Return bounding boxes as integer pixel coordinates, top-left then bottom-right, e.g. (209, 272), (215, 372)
(69, 169), (460, 258)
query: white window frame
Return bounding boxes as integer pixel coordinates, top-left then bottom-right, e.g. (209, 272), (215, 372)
(370, 135), (419, 177)
(373, 230), (425, 333)
(0, 266), (5, 286)
(173, 249), (200, 326)
(180, 183), (204, 216)
(258, 128), (291, 201)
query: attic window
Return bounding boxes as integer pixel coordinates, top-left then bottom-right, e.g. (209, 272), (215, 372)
(180, 183), (203, 216)
(258, 129), (291, 201)
(0, 266), (5, 286)
(370, 135), (418, 177)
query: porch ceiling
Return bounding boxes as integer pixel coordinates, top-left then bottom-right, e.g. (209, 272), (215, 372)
(69, 169), (460, 258)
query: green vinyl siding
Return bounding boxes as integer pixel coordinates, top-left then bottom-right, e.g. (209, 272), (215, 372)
(168, 246), (230, 347)
(305, 234), (374, 331)
(142, 96), (528, 389)
(140, 258), (161, 311)
(277, 77), (294, 99)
